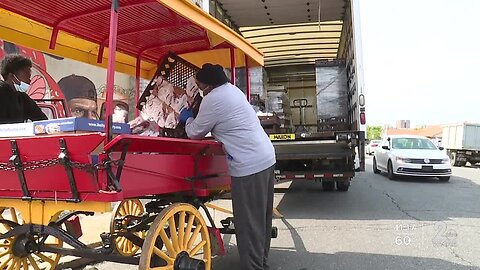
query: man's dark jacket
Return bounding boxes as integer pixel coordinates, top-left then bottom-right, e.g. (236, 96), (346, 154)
(0, 81), (47, 124)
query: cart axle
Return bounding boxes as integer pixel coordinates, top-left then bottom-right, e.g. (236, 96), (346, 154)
(11, 235), (35, 258)
(174, 251), (205, 270)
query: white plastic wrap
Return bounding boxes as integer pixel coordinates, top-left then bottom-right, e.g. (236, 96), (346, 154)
(266, 91), (291, 116)
(316, 65), (348, 120)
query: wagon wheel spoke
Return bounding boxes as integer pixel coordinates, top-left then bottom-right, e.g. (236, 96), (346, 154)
(132, 203), (138, 215)
(127, 241), (134, 253)
(168, 217), (180, 253)
(177, 211), (186, 250)
(159, 228), (176, 256)
(7, 256), (17, 270)
(183, 215), (195, 248)
(111, 199), (145, 257)
(36, 252), (56, 265)
(27, 255), (41, 270)
(189, 240), (207, 257)
(13, 257), (21, 270)
(153, 246), (175, 264)
(186, 225), (202, 251)
(126, 200), (133, 214)
(0, 248), (11, 258)
(0, 255), (13, 269)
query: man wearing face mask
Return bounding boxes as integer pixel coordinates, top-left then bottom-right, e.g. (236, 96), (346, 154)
(0, 54), (47, 124)
(179, 63), (276, 270)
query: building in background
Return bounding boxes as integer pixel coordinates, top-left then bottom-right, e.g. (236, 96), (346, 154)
(383, 125), (443, 145)
(396, 120), (411, 129)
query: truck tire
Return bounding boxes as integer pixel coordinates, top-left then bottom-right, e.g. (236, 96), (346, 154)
(450, 152), (458, 166)
(373, 157), (381, 174)
(387, 160), (397, 180)
(322, 181), (335, 191)
(336, 179), (350, 192)
(450, 152), (466, 167)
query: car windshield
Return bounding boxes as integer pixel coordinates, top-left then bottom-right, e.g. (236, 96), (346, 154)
(392, 138), (437, 150)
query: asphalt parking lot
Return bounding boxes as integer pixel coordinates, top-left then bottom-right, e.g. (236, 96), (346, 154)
(67, 157), (480, 270)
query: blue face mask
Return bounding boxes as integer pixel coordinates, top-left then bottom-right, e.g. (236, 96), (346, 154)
(13, 74), (30, 93)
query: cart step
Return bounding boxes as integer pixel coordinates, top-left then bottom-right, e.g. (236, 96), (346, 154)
(218, 227), (278, 238)
(220, 218), (278, 238)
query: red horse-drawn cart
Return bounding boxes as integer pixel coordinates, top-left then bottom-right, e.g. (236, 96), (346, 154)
(0, 0), (265, 269)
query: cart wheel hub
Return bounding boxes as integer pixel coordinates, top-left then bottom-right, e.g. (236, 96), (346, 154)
(12, 235), (35, 258)
(174, 251), (205, 270)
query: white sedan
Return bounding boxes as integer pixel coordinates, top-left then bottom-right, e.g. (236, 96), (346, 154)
(373, 135), (452, 181)
(366, 140), (382, 155)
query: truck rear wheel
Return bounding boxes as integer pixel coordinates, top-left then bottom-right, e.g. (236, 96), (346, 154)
(450, 152), (466, 167)
(336, 179), (350, 192)
(450, 152), (458, 166)
(322, 181), (335, 191)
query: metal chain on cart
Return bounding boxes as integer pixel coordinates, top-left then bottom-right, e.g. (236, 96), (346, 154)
(23, 159), (60, 170)
(0, 162), (16, 171)
(0, 158), (108, 172)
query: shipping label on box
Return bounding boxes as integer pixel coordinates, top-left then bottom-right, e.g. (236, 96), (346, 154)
(0, 122), (34, 137)
(33, 117), (131, 135)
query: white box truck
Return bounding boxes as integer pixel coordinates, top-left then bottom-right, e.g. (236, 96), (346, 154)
(442, 123), (480, 166)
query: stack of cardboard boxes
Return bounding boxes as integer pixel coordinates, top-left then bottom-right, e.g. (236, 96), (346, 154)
(0, 118), (131, 138)
(262, 85), (292, 134)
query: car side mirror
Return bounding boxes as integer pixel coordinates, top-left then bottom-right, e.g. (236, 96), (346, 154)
(439, 147), (444, 151)
(382, 146), (390, 150)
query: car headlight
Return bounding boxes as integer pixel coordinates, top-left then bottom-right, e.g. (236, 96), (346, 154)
(441, 158), (450, 164)
(396, 157), (411, 163)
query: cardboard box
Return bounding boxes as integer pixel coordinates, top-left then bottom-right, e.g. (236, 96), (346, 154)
(0, 122), (35, 137)
(33, 117), (131, 135)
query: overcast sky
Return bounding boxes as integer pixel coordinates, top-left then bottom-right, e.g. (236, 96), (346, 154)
(359, 0), (480, 127)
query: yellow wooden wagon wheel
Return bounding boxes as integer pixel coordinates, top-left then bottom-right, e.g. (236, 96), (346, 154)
(0, 207), (63, 269)
(139, 203), (211, 270)
(110, 199), (146, 256)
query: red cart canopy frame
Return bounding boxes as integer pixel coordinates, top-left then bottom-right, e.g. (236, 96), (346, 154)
(2, 0), (208, 64)
(0, 0), (263, 139)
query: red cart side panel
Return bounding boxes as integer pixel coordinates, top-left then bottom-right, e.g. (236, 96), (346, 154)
(104, 135), (225, 156)
(0, 133), (106, 198)
(105, 135), (231, 198)
(110, 153), (229, 198)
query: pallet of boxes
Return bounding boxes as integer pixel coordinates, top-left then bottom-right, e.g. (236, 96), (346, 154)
(258, 85), (292, 134)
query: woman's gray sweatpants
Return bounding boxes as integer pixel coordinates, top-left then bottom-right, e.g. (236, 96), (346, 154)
(231, 165), (275, 270)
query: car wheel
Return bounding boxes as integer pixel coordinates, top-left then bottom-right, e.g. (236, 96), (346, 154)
(387, 160), (397, 180)
(322, 181), (335, 191)
(439, 176), (450, 182)
(373, 157), (381, 174)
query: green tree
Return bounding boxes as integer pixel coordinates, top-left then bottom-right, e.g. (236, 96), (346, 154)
(367, 126), (383, 140)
